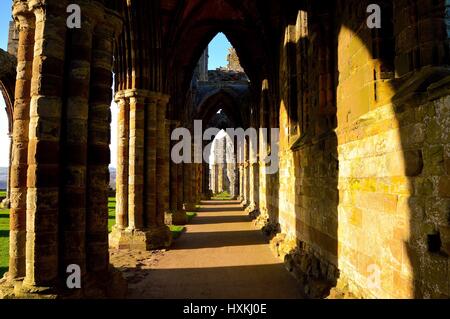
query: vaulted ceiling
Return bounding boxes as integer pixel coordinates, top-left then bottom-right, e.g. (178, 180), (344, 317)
(160, 0), (284, 101)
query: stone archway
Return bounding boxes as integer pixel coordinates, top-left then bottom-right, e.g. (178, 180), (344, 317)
(0, 0), (449, 300)
(0, 49), (16, 209)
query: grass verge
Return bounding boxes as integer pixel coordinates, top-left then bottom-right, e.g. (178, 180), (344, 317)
(0, 207), (9, 278)
(211, 191), (232, 200)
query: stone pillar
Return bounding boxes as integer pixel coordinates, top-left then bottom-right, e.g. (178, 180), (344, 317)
(7, 2), (35, 282)
(60, 8), (96, 283)
(232, 143), (239, 199)
(0, 0), (125, 299)
(127, 91), (145, 231)
(248, 137), (259, 212)
(201, 161), (210, 199)
(23, 2), (68, 289)
(144, 93), (157, 228)
(1, 133), (12, 209)
(242, 139), (250, 207)
(169, 121), (187, 225)
(176, 161), (185, 213)
(196, 163), (202, 203)
(210, 164), (216, 194)
(238, 163), (244, 201)
(110, 90), (171, 250)
(237, 139), (244, 201)
(156, 95), (171, 226)
(218, 164), (224, 193)
(234, 165), (240, 199)
(183, 162), (196, 211)
(114, 93), (129, 231)
(85, 18), (119, 278)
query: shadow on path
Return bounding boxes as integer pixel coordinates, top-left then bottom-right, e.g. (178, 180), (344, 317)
(119, 201), (304, 299)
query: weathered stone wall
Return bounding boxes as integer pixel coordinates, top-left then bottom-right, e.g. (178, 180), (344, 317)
(264, 0), (450, 299)
(336, 88), (450, 298)
(7, 21), (19, 57)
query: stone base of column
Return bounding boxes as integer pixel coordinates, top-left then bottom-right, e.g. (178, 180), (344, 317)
(82, 266), (128, 299)
(246, 203), (258, 221)
(183, 202), (197, 212)
(245, 202), (258, 216)
(171, 210), (188, 225)
(201, 191), (213, 200)
(250, 207), (269, 229)
(0, 198), (10, 209)
(109, 225), (172, 251)
(0, 280), (58, 299)
(0, 265), (127, 299)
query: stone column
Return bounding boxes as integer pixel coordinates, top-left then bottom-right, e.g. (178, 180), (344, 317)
(242, 139), (250, 207)
(7, 2), (35, 282)
(60, 8), (96, 281)
(237, 139), (244, 201)
(23, 2), (68, 289)
(183, 162), (195, 211)
(126, 91), (145, 231)
(176, 161), (185, 213)
(114, 93), (129, 231)
(248, 137), (259, 212)
(238, 163), (244, 201)
(144, 93), (157, 228)
(232, 143), (239, 199)
(110, 90), (171, 251)
(110, 90), (147, 250)
(210, 164), (215, 194)
(0, 0), (125, 299)
(1, 133), (12, 209)
(234, 164), (239, 199)
(201, 161), (210, 199)
(194, 163), (200, 204)
(156, 95), (171, 226)
(85, 18), (119, 276)
(145, 93), (172, 247)
(169, 121), (187, 225)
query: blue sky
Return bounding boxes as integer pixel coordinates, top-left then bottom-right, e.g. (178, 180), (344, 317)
(0, 3), (230, 167)
(208, 33), (232, 70)
(0, 2), (11, 51)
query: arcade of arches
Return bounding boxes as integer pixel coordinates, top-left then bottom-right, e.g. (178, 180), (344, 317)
(0, 0), (449, 299)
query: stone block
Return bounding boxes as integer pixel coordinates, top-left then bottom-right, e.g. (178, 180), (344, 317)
(109, 226), (172, 251)
(438, 176), (450, 197)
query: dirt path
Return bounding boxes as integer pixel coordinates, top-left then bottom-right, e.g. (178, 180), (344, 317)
(113, 200), (303, 299)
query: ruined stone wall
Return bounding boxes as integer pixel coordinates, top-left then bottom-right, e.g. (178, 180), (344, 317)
(334, 0), (450, 299)
(266, 0), (450, 298)
(227, 48), (244, 73)
(7, 21), (19, 57)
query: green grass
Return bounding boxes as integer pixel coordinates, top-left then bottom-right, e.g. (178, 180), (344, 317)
(0, 207), (9, 278)
(108, 197), (197, 240)
(0, 190), (6, 198)
(187, 211), (197, 222)
(169, 225), (185, 239)
(0, 197), (197, 277)
(108, 197), (116, 232)
(212, 191), (232, 200)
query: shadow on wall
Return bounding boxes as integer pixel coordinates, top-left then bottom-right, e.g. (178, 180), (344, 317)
(269, 0), (340, 299)
(277, 0), (450, 299)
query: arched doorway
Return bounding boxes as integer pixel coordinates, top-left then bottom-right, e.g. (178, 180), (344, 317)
(0, 48), (15, 279)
